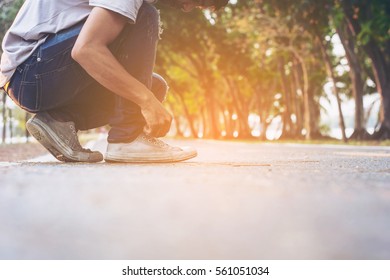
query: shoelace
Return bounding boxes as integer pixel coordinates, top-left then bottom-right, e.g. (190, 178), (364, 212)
(68, 123), (94, 153)
(141, 134), (170, 148)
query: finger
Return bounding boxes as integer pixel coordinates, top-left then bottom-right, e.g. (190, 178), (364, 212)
(143, 125), (152, 135)
(156, 129), (164, 138)
(157, 123), (170, 137)
(147, 125), (161, 137)
(156, 129), (165, 138)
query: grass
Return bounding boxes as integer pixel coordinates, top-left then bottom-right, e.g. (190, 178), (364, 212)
(3, 132), (390, 148)
(270, 139), (390, 146)
(189, 137), (390, 147)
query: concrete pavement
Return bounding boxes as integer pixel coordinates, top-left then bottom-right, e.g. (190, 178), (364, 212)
(0, 138), (390, 259)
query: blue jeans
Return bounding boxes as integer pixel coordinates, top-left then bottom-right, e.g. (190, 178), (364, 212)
(7, 3), (166, 143)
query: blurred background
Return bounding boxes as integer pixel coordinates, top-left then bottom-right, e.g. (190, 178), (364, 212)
(1, 0), (390, 144)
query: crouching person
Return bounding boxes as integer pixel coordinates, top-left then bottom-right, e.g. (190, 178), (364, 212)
(0, 0), (228, 163)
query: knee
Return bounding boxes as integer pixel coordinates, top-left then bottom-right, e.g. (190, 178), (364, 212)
(151, 73), (168, 102)
(144, 3), (159, 21)
(137, 3), (160, 30)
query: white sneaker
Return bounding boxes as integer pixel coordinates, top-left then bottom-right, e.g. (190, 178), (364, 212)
(105, 133), (197, 163)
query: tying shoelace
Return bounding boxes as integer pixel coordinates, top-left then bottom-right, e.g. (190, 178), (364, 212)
(141, 134), (170, 148)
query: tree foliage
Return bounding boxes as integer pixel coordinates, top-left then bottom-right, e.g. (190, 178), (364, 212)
(1, 0), (390, 141)
(156, 0), (390, 140)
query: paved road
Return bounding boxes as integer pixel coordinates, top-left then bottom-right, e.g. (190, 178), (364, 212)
(1, 139), (390, 259)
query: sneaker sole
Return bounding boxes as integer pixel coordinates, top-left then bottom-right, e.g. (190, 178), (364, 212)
(26, 118), (102, 163)
(104, 150), (197, 163)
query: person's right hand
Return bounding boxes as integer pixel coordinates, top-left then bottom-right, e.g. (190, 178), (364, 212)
(73, 7), (172, 138)
(141, 98), (172, 138)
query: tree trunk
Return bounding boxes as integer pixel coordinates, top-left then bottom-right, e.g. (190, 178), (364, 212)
(202, 79), (219, 139)
(362, 40), (390, 139)
(200, 107), (208, 138)
(308, 83), (323, 138)
(186, 54), (219, 139)
(292, 52), (311, 140)
(2, 93), (6, 144)
(8, 108), (13, 143)
(341, 0), (390, 139)
(337, 22), (368, 140)
(225, 77), (251, 138)
(176, 93), (197, 138)
(278, 57), (294, 138)
(318, 36), (348, 142)
(291, 61), (304, 137)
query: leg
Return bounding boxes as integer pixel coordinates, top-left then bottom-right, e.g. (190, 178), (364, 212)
(107, 3), (161, 143)
(7, 21), (91, 114)
(52, 72), (168, 131)
(6, 5), (167, 130)
(12, 3), (165, 133)
(6, 3), (195, 163)
(6, 22), (103, 162)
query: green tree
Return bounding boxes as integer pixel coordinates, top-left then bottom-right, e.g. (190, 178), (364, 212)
(338, 0), (390, 139)
(1, 0), (25, 143)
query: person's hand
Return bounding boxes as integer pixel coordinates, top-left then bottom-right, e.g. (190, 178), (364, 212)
(141, 98), (172, 137)
(73, 8), (173, 138)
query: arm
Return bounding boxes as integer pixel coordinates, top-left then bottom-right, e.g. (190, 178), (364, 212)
(71, 7), (172, 137)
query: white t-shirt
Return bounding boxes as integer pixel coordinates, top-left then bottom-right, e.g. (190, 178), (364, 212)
(0, 0), (154, 87)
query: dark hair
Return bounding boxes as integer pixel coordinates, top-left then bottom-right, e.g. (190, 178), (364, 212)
(158, 0), (229, 10)
(213, 0), (229, 10)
